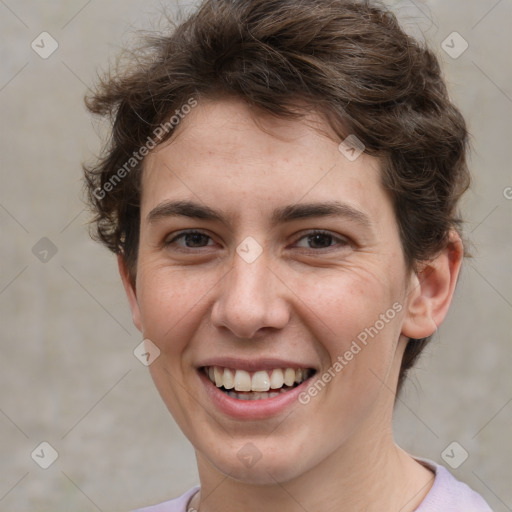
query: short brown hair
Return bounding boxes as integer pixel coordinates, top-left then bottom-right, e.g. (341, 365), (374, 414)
(84, 0), (470, 392)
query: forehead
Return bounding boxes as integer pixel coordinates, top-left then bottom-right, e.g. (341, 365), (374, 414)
(141, 97), (388, 225)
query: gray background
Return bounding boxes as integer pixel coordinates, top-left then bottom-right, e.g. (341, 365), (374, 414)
(0, 0), (510, 510)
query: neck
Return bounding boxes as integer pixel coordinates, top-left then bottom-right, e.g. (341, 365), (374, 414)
(191, 410), (434, 512)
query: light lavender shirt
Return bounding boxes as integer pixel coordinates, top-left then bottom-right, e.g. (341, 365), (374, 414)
(133, 461), (493, 512)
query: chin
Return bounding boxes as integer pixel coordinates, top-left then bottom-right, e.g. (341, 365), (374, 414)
(199, 438), (316, 486)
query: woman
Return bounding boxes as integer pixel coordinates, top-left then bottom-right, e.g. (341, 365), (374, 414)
(84, 1), (492, 510)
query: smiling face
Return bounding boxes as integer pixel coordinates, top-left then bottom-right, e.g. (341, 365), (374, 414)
(120, 97), (432, 484)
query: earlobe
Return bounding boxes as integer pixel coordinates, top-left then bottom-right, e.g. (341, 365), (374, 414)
(401, 231), (464, 340)
(117, 254), (142, 332)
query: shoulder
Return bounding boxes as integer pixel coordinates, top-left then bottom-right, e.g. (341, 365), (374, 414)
(415, 460), (493, 512)
(131, 486), (199, 512)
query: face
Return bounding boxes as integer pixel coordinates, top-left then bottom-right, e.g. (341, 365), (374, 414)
(123, 98), (421, 484)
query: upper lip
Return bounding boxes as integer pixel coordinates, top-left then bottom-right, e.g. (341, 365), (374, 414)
(197, 357), (316, 372)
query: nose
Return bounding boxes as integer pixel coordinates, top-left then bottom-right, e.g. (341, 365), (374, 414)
(210, 253), (290, 339)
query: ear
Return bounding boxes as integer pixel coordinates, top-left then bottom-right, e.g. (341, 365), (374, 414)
(118, 254), (142, 332)
(401, 230), (464, 339)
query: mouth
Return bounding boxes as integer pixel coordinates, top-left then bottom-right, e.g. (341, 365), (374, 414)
(201, 366), (316, 401)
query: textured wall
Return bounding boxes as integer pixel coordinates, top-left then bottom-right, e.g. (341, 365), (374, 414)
(0, 1), (510, 510)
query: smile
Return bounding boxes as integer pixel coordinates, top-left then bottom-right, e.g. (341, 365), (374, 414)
(202, 366), (315, 400)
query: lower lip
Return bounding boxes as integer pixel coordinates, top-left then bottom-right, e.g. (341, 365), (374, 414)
(199, 371), (314, 420)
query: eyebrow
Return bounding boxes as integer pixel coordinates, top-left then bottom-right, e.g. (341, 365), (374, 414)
(147, 199), (372, 228)
(147, 200), (224, 224)
(271, 202), (371, 228)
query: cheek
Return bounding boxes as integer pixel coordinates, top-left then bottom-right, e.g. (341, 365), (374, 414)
(294, 267), (405, 392)
(297, 266), (400, 340)
(136, 266), (218, 354)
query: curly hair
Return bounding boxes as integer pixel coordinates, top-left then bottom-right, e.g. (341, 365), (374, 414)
(83, 0), (470, 393)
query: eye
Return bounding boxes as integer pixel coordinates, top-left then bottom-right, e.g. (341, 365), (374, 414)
(294, 230), (349, 250)
(165, 230), (215, 249)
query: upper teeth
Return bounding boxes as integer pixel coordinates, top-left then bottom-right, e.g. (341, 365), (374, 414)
(206, 367), (311, 392)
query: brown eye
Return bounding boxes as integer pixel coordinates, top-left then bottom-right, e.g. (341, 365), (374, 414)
(166, 231), (213, 248)
(307, 233), (334, 249)
(295, 230), (348, 250)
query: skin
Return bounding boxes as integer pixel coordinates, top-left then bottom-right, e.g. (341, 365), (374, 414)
(119, 97), (463, 512)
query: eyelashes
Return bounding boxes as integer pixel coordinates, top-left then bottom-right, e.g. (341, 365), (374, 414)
(166, 230), (215, 249)
(165, 229), (351, 252)
(293, 230), (349, 250)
